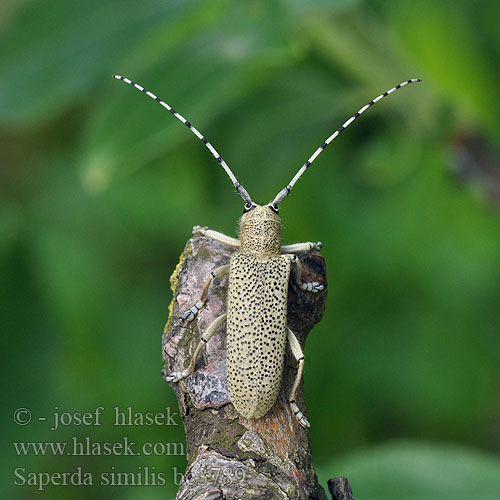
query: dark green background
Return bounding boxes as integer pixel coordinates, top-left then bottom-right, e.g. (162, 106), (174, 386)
(2, 0), (500, 498)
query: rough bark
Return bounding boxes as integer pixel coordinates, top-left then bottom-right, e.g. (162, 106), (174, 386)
(327, 478), (354, 500)
(162, 228), (346, 499)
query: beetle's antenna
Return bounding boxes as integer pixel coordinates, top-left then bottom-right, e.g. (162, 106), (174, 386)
(113, 75), (252, 204)
(271, 78), (422, 207)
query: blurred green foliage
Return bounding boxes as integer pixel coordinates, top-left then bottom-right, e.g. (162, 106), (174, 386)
(2, 0), (500, 498)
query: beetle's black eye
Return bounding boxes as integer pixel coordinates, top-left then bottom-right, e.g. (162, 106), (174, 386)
(243, 202), (255, 214)
(269, 203), (279, 214)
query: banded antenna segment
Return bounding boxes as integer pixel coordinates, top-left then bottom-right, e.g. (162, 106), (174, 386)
(112, 75), (252, 204)
(272, 78), (422, 207)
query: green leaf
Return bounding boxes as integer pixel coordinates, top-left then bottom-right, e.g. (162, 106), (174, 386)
(318, 441), (500, 500)
(0, 0), (200, 127)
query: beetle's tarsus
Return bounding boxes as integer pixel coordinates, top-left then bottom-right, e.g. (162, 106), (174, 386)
(165, 370), (187, 383)
(181, 300), (205, 322)
(301, 281), (324, 293)
(192, 225), (207, 235)
(299, 415), (311, 429)
(181, 310), (195, 322)
(290, 401), (310, 429)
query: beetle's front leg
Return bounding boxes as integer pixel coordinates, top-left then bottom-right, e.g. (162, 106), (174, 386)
(285, 254), (324, 293)
(281, 241), (322, 253)
(193, 226), (241, 247)
(166, 313), (227, 383)
(181, 264), (230, 321)
(287, 327), (310, 429)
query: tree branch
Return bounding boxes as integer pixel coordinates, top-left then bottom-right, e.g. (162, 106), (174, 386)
(162, 229), (344, 499)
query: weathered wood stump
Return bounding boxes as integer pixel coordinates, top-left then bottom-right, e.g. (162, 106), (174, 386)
(162, 228), (351, 499)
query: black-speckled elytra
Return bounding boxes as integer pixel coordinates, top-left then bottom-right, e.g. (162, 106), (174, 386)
(113, 75), (421, 428)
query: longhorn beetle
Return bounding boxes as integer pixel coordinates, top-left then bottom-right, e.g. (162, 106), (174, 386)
(113, 75), (421, 428)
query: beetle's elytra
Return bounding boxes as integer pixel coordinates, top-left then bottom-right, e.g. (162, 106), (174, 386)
(227, 206), (290, 420)
(113, 75), (421, 428)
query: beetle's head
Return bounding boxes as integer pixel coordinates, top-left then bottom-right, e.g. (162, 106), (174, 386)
(239, 203), (281, 255)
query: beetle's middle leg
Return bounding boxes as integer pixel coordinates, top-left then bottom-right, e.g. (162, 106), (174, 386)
(285, 254), (324, 293)
(166, 313), (227, 383)
(182, 264), (229, 321)
(287, 327), (310, 429)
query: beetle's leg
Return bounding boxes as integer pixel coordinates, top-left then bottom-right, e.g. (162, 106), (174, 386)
(193, 226), (241, 247)
(285, 254), (324, 293)
(166, 313), (227, 383)
(181, 264), (230, 322)
(287, 327), (310, 429)
(281, 241), (322, 253)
